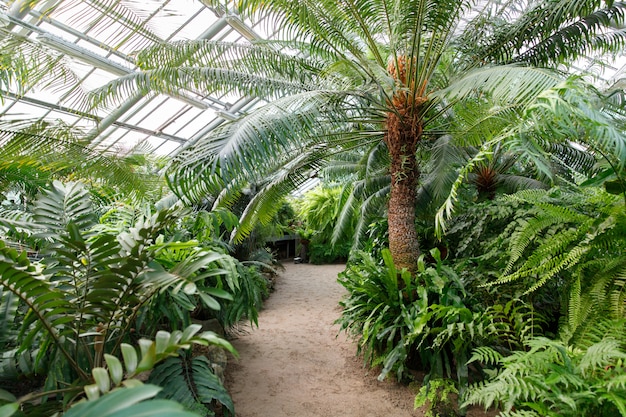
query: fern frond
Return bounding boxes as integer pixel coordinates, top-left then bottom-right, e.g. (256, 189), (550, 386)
(467, 346), (503, 366)
(606, 373), (626, 391)
(578, 337), (626, 377)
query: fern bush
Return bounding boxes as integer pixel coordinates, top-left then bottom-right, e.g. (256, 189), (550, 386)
(0, 181), (239, 415)
(445, 186), (626, 342)
(464, 320), (626, 417)
(486, 187), (626, 343)
(149, 355), (234, 416)
(336, 247), (539, 398)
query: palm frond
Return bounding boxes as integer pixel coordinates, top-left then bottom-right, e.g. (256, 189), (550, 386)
(50, 0), (168, 50)
(148, 356), (234, 416)
(438, 65), (563, 106)
(169, 89), (382, 183)
(459, 0), (626, 67)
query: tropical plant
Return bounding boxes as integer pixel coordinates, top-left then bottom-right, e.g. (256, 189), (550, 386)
(85, 0), (626, 273)
(148, 355), (235, 416)
(338, 247), (538, 383)
(490, 187), (626, 342)
(0, 181), (239, 415)
(436, 74), (626, 234)
(336, 249), (414, 367)
(0, 117), (164, 205)
(414, 378), (458, 417)
(463, 320), (626, 417)
(293, 184), (353, 263)
(0, 324), (234, 416)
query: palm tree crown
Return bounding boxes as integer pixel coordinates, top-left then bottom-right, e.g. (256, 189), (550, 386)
(93, 0), (626, 273)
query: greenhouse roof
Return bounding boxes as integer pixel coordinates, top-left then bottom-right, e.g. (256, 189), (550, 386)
(0, 0), (273, 157)
(1, 0), (626, 158)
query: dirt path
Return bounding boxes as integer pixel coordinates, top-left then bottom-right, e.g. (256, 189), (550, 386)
(225, 262), (419, 417)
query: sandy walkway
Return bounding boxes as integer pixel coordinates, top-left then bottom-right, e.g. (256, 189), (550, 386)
(225, 262), (419, 417)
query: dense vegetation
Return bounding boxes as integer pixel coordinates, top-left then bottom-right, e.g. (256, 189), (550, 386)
(2, 0), (626, 416)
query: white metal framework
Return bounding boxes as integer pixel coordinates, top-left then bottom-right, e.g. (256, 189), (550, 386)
(0, 0), (268, 157)
(1, 0), (625, 159)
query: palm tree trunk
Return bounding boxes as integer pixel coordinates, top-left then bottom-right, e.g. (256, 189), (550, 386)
(386, 111), (421, 274)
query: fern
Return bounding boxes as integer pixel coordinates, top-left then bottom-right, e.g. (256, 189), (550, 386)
(473, 187), (626, 342)
(464, 324), (626, 417)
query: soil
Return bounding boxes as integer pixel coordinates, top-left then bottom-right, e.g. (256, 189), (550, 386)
(225, 262), (496, 417)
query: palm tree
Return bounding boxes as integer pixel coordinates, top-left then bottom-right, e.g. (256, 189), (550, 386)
(92, 0), (626, 273)
(0, 25), (166, 203)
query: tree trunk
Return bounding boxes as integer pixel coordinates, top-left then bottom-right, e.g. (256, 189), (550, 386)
(385, 111), (421, 275)
(385, 56), (426, 275)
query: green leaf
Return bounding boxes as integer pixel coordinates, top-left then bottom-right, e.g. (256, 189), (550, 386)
(136, 342), (156, 373)
(198, 292), (221, 311)
(200, 287), (234, 301)
(63, 384), (196, 417)
(155, 331), (170, 354)
(104, 354), (124, 385)
(121, 344), (138, 374)
(0, 403), (18, 417)
(181, 324), (202, 341)
(92, 367), (111, 393)
(0, 390), (16, 403)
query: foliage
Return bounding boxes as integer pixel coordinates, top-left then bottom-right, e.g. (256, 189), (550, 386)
(337, 247), (539, 392)
(458, 0), (626, 68)
(436, 77), (626, 235)
(99, 201), (270, 330)
(90, 0), (616, 272)
(294, 184), (353, 264)
(483, 187), (626, 343)
(60, 384), (199, 417)
(307, 240), (352, 265)
(0, 119), (165, 204)
(0, 181), (238, 414)
(0, 324), (236, 416)
(336, 249), (418, 367)
(464, 321), (626, 417)
(148, 355), (234, 416)
(214, 263), (269, 328)
(414, 378), (458, 417)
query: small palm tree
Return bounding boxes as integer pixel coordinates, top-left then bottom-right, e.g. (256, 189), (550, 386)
(92, 0), (626, 273)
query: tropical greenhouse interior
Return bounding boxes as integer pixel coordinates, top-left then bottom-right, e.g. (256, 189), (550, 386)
(1, 0), (626, 416)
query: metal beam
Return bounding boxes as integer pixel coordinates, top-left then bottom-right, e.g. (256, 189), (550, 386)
(3, 91), (188, 144)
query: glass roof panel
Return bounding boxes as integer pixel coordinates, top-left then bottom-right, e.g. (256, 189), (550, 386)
(175, 7), (221, 40)
(1, 0), (626, 159)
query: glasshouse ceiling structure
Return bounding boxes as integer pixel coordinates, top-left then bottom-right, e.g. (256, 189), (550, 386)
(1, 0), (626, 158)
(0, 0), (271, 156)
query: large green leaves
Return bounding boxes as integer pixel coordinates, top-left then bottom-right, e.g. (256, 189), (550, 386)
(148, 356), (235, 416)
(0, 181), (240, 412)
(63, 385), (200, 417)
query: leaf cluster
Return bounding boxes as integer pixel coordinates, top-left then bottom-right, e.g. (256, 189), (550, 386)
(464, 322), (626, 417)
(0, 181), (239, 415)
